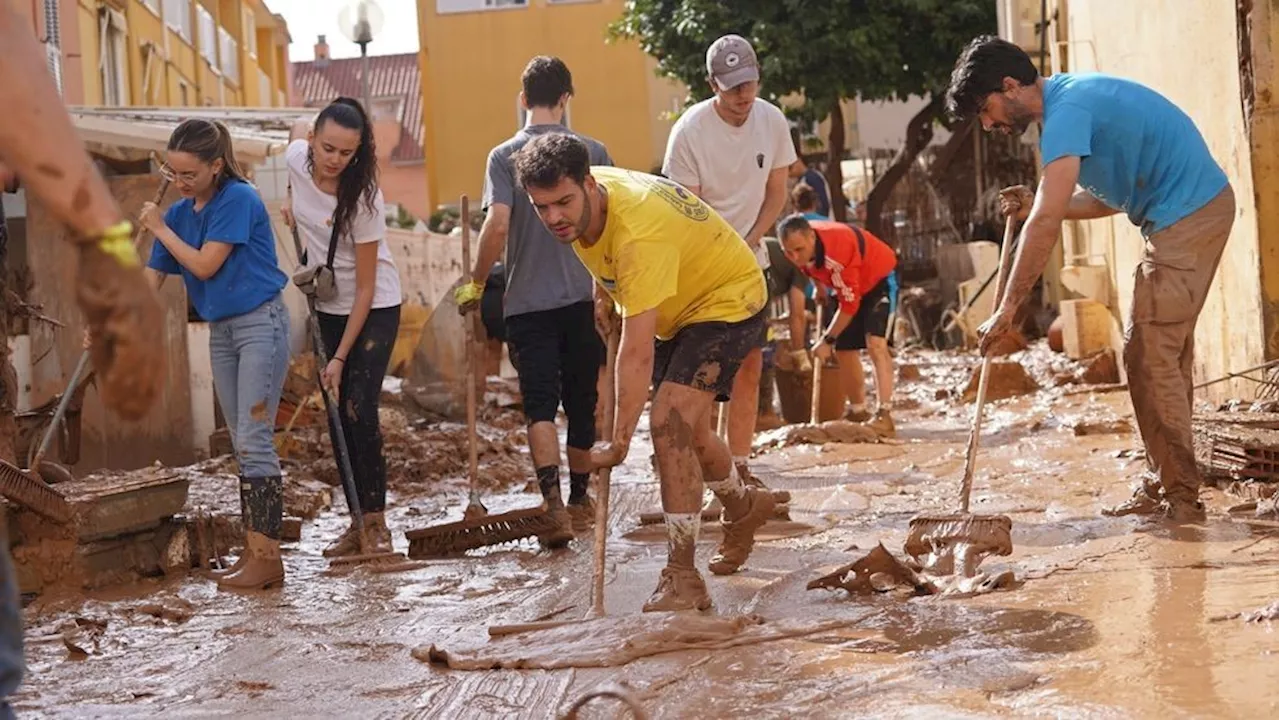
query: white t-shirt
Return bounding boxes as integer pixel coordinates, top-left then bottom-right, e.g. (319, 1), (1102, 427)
(285, 139), (402, 315)
(662, 97), (797, 241)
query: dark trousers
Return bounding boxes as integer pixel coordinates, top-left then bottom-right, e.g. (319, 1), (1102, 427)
(318, 305), (401, 513)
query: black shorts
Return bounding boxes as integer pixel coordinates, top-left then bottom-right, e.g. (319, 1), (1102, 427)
(827, 278), (891, 351)
(652, 310), (766, 402)
(505, 302), (604, 450)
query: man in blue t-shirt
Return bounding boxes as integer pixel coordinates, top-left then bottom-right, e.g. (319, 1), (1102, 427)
(945, 36), (1235, 524)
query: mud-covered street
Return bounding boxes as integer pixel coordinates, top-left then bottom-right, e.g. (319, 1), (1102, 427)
(12, 347), (1279, 718)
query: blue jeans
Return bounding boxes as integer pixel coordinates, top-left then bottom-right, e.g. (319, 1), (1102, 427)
(210, 294), (290, 477)
(0, 529), (23, 718)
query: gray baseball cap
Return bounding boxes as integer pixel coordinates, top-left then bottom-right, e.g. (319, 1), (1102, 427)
(706, 34), (759, 91)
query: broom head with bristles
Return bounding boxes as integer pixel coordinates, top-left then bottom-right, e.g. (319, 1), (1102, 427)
(405, 505), (560, 558)
(904, 512), (1013, 577)
(0, 462), (72, 523)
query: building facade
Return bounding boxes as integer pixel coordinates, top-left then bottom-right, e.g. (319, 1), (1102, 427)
(7, 0), (291, 108)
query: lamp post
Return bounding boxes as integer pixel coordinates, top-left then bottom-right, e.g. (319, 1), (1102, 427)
(338, 0), (384, 113)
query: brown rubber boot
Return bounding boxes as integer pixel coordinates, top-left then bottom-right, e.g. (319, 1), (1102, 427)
(864, 409), (896, 438)
(362, 511), (394, 553)
(322, 523), (361, 557)
(737, 462), (791, 505)
(217, 531), (284, 591)
(207, 552), (247, 579)
(642, 566), (713, 612)
(708, 486), (777, 575)
(537, 506), (574, 549)
(566, 495), (595, 533)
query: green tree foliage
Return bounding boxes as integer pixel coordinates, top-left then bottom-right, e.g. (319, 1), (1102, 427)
(610, 0), (996, 228)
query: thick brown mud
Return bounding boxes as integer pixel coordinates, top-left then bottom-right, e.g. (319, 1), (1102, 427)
(10, 345), (1278, 718)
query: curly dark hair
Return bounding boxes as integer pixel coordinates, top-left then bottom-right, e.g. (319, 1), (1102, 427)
(512, 133), (590, 191)
(522, 56), (574, 109)
(307, 97), (379, 241)
(945, 35), (1039, 121)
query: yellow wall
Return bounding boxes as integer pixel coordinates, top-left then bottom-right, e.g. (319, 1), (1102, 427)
(1062, 0), (1276, 401)
(418, 0), (685, 210)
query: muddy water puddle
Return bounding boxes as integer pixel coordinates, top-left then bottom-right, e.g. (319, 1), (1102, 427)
(13, 352), (1279, 718)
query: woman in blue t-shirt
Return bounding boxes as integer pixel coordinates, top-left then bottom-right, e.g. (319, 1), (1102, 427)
(140, 118), (290, 591)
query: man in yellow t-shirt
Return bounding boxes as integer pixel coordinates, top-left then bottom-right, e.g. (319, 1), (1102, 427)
(512, 133), (777, 613)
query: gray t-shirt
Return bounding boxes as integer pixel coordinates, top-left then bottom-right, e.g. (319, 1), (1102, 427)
(482, 125), (613, 317)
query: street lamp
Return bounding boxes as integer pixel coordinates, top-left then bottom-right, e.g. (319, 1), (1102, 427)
(338, 0), (384, 114)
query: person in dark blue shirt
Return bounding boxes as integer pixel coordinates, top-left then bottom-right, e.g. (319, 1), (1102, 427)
(141, 118), (290, 590)
(946, 36), (1234, 523)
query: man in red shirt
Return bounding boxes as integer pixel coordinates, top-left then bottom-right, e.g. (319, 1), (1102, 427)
(778, 214), (898, 436)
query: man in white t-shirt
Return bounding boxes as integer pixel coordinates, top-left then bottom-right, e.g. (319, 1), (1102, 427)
(662, 34), (796, 496)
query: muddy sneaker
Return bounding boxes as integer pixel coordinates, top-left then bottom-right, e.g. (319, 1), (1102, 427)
(736, 463), (792, 505)
(322, 524), (361, 558)
(844, 408), (873, 423)
(864, 409), (896, 438)
(537, 506), (574, 549)
(1101, 487), (1163, 517)
(1162, 499), (1207, 524)
(708, 486), (777, 576)
(642, 566), (713, 612)
(566, 495), (595, 533)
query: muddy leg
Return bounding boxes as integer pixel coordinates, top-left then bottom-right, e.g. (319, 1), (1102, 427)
(866, 335), (894, 411)
(726, 346), (762, 464)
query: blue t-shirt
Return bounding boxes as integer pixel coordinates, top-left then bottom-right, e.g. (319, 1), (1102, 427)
(1039, 73), (1228, 236)
(147, 179), (287, 322)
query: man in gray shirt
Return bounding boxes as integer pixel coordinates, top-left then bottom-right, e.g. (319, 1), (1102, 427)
(456, 56), (612, 547)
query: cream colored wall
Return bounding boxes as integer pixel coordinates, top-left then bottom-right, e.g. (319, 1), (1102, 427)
(1063, 0), (1270, 402)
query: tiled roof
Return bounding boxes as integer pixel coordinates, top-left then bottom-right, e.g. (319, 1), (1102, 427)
(292, 53), (424, 164)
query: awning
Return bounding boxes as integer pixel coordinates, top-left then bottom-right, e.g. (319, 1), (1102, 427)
(67, 106), (314, 165)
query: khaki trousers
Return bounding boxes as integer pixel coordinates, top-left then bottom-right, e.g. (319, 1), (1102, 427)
(1124, 186), (1236, 505)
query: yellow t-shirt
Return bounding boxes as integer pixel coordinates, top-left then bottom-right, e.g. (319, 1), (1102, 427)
(573, 167), (766, 341)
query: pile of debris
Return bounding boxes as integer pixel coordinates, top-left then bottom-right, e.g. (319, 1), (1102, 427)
(1194, 402), (1279, 517)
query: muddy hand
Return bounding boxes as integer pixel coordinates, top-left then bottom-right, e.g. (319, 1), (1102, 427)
(76, 243), (166, 421)
(587, 441), (627, 471)
(813, 341), (833, 364)
(998, 186), (1033, 222)
(977, 308), (1016, 357)
(321, 358), (343, 397)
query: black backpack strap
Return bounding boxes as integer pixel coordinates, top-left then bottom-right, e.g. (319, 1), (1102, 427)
(849, 224), (867, 260)
(325, 216), (340, 269)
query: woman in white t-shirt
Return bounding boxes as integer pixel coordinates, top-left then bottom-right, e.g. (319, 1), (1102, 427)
(283, 97), (403, 556)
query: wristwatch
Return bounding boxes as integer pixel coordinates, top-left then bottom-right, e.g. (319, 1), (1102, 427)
(822, 334), (837, 346)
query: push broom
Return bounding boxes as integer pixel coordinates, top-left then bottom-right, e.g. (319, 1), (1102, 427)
(903, 215), (1018, 576)
(405, 195), (560, 558)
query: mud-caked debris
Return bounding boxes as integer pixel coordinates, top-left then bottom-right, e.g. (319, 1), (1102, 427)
(755, 420), (881, 448)
(1071, 418), (1133, 436)
(961, 361), (1039, 402)
(807, 543), (931, 595)
(899, 364), (922, 382)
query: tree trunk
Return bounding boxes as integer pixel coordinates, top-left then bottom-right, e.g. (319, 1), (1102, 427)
(825, 101), (847, 223)
(863, 93), (945, 238)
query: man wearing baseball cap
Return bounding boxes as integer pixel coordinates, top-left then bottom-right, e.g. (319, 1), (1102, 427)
(662, 34), (797, 498)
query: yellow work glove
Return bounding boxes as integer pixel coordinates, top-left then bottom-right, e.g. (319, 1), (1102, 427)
(454, 280), (483, 314)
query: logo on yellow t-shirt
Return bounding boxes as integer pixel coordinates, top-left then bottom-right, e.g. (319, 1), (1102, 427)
(629, 170), (709, 222)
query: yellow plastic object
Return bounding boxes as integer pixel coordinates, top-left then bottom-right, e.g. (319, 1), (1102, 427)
(95, 221), (140, 267)
(389, 303), (432, 376)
